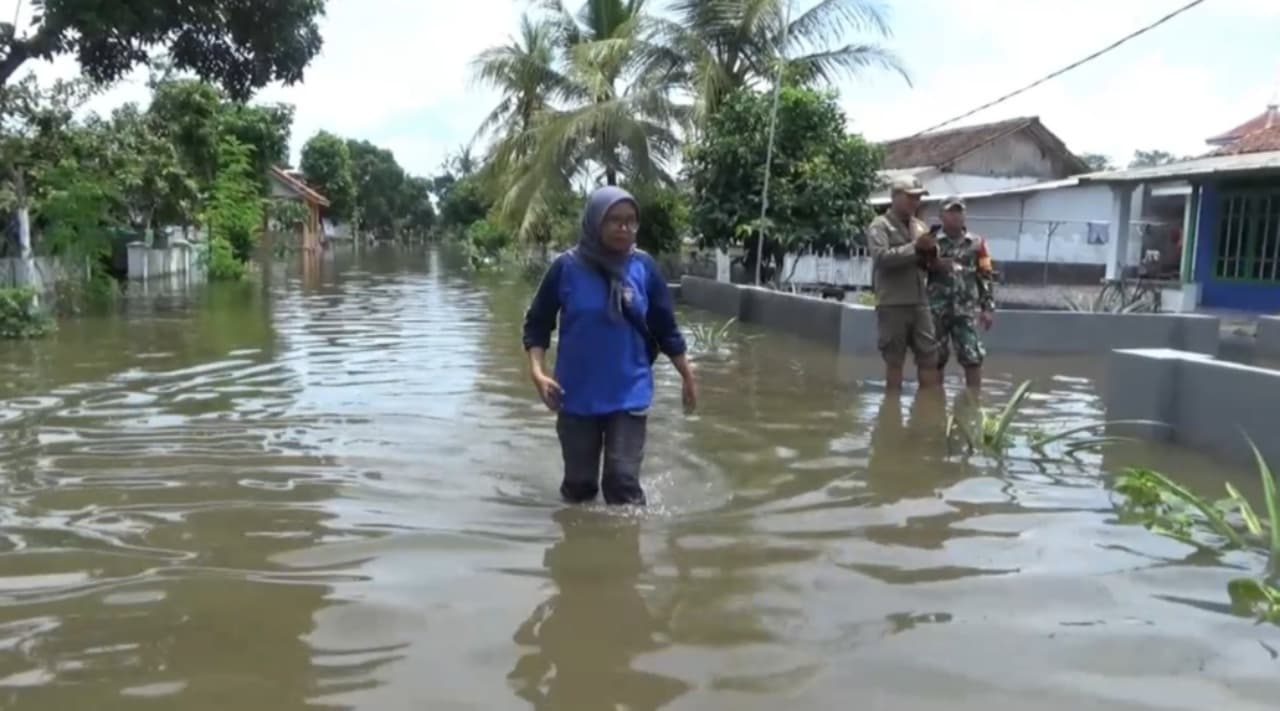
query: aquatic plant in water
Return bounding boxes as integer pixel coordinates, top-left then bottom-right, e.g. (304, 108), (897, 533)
(945, 380), (1154, 458)
(1113, 435), (1280, 624)
(684, 317), (746, 357)
(0, 287), (55, 339)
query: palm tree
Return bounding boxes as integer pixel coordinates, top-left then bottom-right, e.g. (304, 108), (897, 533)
(472, 0), (687, 242)
(469, 14), (564, 145)
(652, 0), (910, 121)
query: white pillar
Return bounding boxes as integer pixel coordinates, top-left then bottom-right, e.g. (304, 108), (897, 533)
(1105, 184), (1133, 281)
(715, 249), (731, 282)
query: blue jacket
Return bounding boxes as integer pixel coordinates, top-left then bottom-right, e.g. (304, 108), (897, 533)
(522, 251), (687, 416)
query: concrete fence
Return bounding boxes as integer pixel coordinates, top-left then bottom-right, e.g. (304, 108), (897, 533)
(127, 240), (204, 280)
(1106, 348), (1280, 469)
(679, 276), (1221, 356)
(1258, 316), (1280, 357)
(0, 256), (84, 292)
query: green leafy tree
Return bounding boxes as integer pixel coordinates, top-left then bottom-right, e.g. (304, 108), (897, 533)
(1079, 152), (1115, 172)
(0, 76), (94, 257)
(399, 175), (436, 238)
(0, 0), (326, 99)
(102, 104), (198, 233)
(1129, 149), (1184, 169)
(347, 139), (407, 239)
(145, 79), (224, 186)
(300, 130), (357, 222)
(202, 136), (264, 266)
(436, 174), (492, 234)
(220, 102), (294, 187)
(683, 85), (882, 268)
(146, 79), (293, 194)
(625, 181), (686, 255)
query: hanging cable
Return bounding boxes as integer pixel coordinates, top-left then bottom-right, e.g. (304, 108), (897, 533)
(906, 0), (1209, 138)
(754, 0), (792, 286)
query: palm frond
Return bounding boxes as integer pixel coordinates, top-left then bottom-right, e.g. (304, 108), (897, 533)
(786, 43), (910, 87)
(785, 0), (892, 49)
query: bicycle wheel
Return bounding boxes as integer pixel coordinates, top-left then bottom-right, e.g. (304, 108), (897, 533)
(1133, 284), (1163, 313)
(1097, 282), (1127, 312)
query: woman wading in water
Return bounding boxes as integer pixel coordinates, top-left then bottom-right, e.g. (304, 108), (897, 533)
(522, 186), (697, 506)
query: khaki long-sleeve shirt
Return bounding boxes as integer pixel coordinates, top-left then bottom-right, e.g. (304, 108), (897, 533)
(867, 212), (929, 306)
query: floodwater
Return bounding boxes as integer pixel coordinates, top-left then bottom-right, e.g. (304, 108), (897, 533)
(0, 247), (1276, 710)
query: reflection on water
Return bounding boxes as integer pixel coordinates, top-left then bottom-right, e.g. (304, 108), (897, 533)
(508, 508), (689, 710)
(0, 245), (1277, 710)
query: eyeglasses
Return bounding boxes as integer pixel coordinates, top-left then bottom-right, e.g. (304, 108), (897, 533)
(605, 217), (640, 232)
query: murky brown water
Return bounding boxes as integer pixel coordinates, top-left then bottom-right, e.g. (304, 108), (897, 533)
(0, 247), (1276, 710)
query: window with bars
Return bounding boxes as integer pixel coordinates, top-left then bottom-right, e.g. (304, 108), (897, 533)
(1214, 188), (1280, 282)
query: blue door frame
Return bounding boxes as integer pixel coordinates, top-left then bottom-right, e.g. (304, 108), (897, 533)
(1194, 182), (1280, 311)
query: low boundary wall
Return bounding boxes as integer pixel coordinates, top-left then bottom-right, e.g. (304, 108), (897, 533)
(679, 277), (1221, 356)
(1258, 316), (1280, 357)
(127, 241), (203, 281)
(1106, 349), (1280, 469)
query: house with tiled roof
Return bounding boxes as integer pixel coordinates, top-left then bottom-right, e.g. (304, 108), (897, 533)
(871, 116), (1091, 204)
(267, 166), (331, 254)
(1207, 104), (1280, 157)
(1074, 103), (1280, 312)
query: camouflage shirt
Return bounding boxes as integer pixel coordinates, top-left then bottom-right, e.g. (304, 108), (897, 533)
(926, 229), (996, 315)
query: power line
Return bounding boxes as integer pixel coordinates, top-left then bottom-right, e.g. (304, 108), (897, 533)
(907, 0), (1209, 138)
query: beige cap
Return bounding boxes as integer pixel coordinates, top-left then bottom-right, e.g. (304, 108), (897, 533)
(890, 176), (928, 196)
(940, 195), (966, 210)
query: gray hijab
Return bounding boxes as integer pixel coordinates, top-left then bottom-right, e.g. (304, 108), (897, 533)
(571, 185), (639, 320)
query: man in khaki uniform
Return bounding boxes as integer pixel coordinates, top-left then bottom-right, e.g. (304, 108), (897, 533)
(866, 176), (941, 389)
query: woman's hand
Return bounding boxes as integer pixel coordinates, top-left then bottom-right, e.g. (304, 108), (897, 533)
(532, 371), (562, 411)
(681, 376), (698, 414)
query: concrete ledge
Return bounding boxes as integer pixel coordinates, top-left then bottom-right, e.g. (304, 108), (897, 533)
(679, 276), (1221, 355)
(1106, 348), (1280, 468)
(679, 276), (742, 318)
(740, 286), (846, 348)
(1258, 316), (1280, 357)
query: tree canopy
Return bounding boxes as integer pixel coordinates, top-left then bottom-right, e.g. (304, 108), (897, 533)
(683, 85), (882, 256)
(0, 0), (327, 99)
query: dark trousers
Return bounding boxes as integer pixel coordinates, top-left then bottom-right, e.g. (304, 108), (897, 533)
(555, 411), (648, 505)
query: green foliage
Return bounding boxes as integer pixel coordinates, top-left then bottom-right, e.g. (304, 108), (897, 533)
(437, 173), (494, 233)
(1078, 152), (1115, 172)
(1112, 436), (1280, 624)
(1, 0), (326, 100)
(466, 218), (513, 259)
(0, 288), (54, 339)
(684, 86), (882, 254)
(269, 199), (310, 231)
(399, 176), (436, 238)
(202, 137), (264, 264)
(946, 380), (1162, 458)
(684, 317), (756, 359)
(205, 237), (246, 281)
(145, 79), (293, 194)
(300, 130), (358, 221)
(626, 182), (687, 255)
(347, 139), (408, 239)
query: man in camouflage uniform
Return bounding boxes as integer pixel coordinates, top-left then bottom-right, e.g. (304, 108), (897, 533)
(926, 196), (995, 390)
(866, 176), (942, 390)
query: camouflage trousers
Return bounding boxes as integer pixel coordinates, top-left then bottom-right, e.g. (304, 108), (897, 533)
(931, 309), (986, 369)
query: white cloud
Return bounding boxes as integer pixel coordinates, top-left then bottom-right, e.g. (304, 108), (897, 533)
(3, 0), (1278, 175)
(2, 0), (518, 175)
(845, 0), (1280, 165)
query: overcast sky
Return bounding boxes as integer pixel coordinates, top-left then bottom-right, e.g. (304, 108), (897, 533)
(5, 0), (1279, 176)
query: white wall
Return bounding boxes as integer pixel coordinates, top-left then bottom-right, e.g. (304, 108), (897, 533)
(949, 184), (1147, 266)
